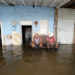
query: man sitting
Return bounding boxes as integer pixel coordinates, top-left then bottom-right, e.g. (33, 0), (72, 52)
(31, 33), (42, 48)
(46, 32), (58, 49)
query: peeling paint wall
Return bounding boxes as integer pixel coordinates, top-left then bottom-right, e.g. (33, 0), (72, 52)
(12, 31), (21, 45)
(0, 6), (54, 45)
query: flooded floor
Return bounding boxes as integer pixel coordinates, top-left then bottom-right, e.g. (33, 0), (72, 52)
(0, 45), (75, 75)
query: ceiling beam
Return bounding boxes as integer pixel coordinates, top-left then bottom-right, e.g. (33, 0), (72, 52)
(57, 0), (71, 8)
(49, 0), (58, 7)
(1, 0), (8, 5)
(61, 0), (75, 8)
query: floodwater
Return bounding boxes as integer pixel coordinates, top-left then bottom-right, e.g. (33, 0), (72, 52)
(0, 45), (75, 75)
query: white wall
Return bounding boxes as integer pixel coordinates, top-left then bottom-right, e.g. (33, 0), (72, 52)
(57, 8), (75, 44)
(39, 20), (48, 35)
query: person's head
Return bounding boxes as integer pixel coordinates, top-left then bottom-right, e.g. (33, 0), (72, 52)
(49, 32), (54, 38)
(35, 33), (39, 38)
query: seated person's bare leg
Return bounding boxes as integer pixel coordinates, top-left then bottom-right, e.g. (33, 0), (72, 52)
(47, 46), (50, 49)
(56, 44), (58, 48)
(39, 42), (42, 48)
(32, 43), (35, 48)
(47, 43), (50, 49)
(51, 42), (58, 48)
(30, 41), (35, 48)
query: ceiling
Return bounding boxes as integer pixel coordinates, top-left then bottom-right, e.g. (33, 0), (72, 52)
(0, 0), (74, 8)
(62, 0), (75, 8)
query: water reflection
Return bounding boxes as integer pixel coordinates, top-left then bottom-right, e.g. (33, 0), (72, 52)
(72, 44), (75, 63)
(0, 45), (75, 75)
(0, 46), (6, 66)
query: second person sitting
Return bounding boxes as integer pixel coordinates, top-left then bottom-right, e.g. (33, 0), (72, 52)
(46, 32), (58, 49)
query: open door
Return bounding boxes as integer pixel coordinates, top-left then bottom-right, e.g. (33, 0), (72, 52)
(57, 9), (75, 44)
(22, 26), (32, 45)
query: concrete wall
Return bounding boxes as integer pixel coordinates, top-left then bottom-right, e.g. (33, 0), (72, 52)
(0, 6), (54, 45)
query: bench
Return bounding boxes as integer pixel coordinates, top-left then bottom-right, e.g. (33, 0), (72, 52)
(40, 35), (48, 48)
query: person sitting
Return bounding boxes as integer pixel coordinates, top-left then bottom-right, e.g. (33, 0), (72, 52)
(31, 33), (42, 48)
(46, 32), (58, 49)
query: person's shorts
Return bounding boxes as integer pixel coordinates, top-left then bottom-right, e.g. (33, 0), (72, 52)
(35, 44), (39, 47)
(47, 42), (56, 47)
(47, 43), (51, 47)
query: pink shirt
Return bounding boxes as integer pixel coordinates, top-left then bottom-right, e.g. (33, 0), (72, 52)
(47, 36), (56, 44)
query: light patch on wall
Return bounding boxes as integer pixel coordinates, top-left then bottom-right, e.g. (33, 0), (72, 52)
(20, 20), (32, 25)
(4, 35), (13, 45)
(12, 31), (21, 45)
(39, 20), (48, 35)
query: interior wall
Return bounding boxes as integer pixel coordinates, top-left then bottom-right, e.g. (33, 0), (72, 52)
(57, 8), (75, 44)
(39, 20), (48, 35)
(0, 6), (54, 45)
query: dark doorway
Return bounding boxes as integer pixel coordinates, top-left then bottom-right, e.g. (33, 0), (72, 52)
(22, 26), (32, 45)
(0, 25), (2, 46)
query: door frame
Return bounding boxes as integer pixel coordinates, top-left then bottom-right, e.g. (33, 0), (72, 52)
(0, 21), (3, 46)
(54, 8), (58, 42)
(20, 20), (32, 45)
(73, 19), (75, 44)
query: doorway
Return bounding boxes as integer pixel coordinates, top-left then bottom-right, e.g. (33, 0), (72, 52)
(22, 26), (32, 45)
(0, 24), (2, 46)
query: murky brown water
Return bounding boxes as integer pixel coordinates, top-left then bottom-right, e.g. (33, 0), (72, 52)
(0, 45), (75, 75)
